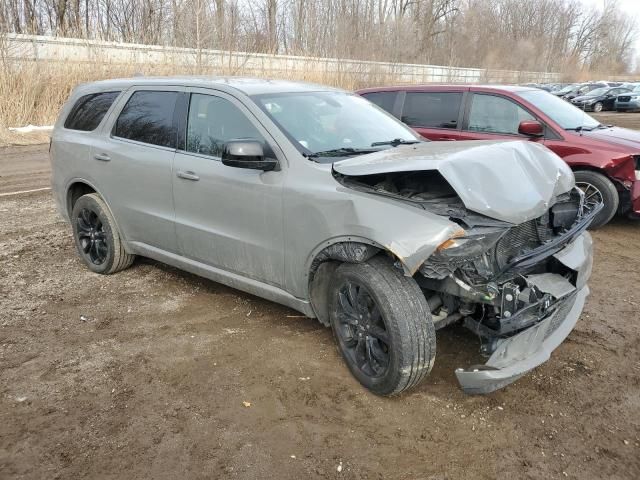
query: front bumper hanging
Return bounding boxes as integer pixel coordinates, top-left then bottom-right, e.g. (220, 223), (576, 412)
(455, 232), (593, 394)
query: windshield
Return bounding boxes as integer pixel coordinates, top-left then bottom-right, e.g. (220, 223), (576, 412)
(557, 85), (573, 94)
(633, 85), (640, 93)
(251, 92), (419, 159)
(585, 87), (608, 97)
(518, 90), (600, 130)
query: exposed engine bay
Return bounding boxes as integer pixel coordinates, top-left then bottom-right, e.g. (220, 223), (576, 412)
(335, 169), (602, 355)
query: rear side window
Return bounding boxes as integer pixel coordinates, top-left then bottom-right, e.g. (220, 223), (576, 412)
(114, 91), (179, 148)
(64, 91), (120, 131)
(361, 92), (397, 114)
(401, 92), (462, 129)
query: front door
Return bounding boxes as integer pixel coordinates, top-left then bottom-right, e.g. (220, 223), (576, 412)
(172, 90), (286, 287)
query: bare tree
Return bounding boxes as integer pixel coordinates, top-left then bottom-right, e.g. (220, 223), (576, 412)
(0, 0), (636, 74)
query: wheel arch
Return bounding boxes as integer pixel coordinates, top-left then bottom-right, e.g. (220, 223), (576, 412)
(306, 236), (401, 326)
(65, 179), (132, 251)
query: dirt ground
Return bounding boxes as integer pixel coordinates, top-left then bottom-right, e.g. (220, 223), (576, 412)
(1, 117), (639, 479)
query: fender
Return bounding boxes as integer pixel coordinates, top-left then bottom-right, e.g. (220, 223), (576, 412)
(64, 177), (134, 254)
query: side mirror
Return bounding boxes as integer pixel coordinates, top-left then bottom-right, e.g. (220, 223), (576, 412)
(221, 140), (277, 171)
(518, 120), (544, 137)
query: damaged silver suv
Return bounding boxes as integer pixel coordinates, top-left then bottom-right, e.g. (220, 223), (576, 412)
(51, 78), (600, 395)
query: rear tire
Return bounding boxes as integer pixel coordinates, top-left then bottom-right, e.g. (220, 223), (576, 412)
(71, 193), (135, 274)
(574, 170), (619, 229)
(328, 256), (436, 396)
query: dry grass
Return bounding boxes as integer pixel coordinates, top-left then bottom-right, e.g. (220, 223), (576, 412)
(0, 58), (398, 135)
(1, 56), (631, 146)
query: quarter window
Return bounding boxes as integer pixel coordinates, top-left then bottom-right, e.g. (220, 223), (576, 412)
(186, 94), (265, 158)
(401, 92), (462, 129)
(114, 91), (178, 148)
(467, 94), (535, 135)
(362, 92), (398, 114)
(64, 91), (120, 131)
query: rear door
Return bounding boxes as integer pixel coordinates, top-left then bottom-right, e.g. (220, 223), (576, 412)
(456, 92), (543, 143)
(172, 89), (286, 287)
(91, 87), (180, 253)
(398, 91), (466, 140)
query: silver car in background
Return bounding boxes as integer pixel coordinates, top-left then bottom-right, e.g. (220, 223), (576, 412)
(50, 77), (600, 395)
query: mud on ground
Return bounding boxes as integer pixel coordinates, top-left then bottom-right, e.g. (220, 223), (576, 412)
(1, 140), (639, 479)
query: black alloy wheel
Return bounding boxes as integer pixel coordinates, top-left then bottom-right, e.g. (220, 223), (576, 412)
(334, 281), (390, 378)
(76, 208), (108, 265)
(71, 193), (135, 274)
(328, 257), (436, 396)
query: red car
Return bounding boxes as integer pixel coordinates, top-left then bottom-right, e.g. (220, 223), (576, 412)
(357, 85), (640, 228)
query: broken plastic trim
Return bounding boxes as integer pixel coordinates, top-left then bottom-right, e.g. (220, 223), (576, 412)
(496, 201), (601, 275)
(455, 286), (588, 394)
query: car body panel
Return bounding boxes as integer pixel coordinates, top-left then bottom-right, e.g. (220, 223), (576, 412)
(333, 140), (574, 224)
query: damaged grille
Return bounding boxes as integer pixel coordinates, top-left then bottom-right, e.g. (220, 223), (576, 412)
(495, 214), (554, 269)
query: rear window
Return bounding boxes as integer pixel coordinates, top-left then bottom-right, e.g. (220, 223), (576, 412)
(114, 91), (179, 148)
(361, 91), (398, 114)
(64, 91), (120, 131)
(401, 92), (462, 129)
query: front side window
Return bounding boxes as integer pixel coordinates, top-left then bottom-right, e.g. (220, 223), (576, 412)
(467, 94), (535, 135)
(252, 92), (418, 157)
(186, 94), (265, 158)
(114, 91), (178, 148)
(64, 91), (120, 131)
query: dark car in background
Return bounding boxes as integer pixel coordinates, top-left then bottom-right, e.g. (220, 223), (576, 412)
(562, 83), (608, 101)
(357, 85), (640, 228)
(571, 86), (631, 112)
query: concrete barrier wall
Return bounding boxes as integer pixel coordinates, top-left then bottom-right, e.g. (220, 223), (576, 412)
(3, 33), (561, 84)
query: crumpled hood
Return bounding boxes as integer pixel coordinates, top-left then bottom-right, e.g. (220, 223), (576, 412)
(333, 140), (575, 224)
(582, 126), (640, 150)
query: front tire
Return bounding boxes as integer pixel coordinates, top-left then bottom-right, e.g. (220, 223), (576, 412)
(71, 193), (135, 274)
(329, 256), (436, 396)
(574, 170), (619, 229)
(593, 102), (603, 112)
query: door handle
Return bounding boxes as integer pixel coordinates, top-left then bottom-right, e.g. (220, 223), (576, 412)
(93, 153), (111, 161)
(176, 170), (200, 181)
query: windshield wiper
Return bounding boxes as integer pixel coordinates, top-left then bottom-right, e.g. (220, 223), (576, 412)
(580, 123), (612, 132)
(370, 138), (420, 147)
(308, 147), (379, 158)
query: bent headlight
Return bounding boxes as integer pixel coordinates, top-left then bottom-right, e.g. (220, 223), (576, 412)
(436, 229), (506, 258)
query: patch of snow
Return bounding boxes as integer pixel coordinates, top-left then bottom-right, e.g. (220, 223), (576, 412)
(8, 124), (53, 133)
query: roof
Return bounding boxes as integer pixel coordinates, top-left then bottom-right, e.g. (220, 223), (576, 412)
(76, 76), (343, 96)
(356, 84), (539, 94)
